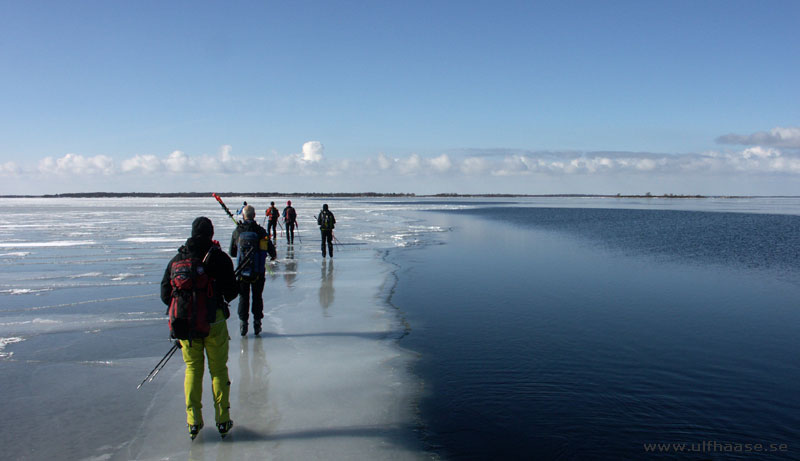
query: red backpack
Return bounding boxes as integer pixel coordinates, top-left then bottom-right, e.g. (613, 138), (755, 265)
(168, 255), (215, 342)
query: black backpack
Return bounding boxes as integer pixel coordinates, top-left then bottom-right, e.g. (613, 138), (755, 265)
(319, 211), (334, 230)
(167, 255), (216, 341)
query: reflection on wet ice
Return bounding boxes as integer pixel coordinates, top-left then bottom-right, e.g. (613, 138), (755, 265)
(319, 259), (334, 310)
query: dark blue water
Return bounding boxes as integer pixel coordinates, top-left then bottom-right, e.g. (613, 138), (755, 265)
(391, 207), (800, 460)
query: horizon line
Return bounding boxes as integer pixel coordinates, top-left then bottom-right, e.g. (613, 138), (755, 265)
(2, 192), (798, 199)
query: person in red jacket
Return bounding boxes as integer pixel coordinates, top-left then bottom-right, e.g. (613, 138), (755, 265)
(265, 201), (280, 241)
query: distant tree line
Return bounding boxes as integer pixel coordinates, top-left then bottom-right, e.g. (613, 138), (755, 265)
(0, 192), (769, 199)
(0, 192), (417, 198)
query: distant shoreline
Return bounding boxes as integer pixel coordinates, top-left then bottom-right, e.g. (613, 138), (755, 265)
(1, 192), (794, 199)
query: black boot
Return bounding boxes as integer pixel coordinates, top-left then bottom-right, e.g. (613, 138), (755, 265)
(217, 420), (233, 438)
(254, 320), (262, 336)
(189, 422), (204, 440)
(240, 321), (248, 336)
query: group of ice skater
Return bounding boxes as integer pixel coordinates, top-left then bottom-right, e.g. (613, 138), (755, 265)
(159, 200), (336, 439)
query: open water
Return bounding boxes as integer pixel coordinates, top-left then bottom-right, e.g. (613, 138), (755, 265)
(388, 202), (800, 460)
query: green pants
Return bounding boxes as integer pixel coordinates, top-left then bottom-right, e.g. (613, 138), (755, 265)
(180, 310), (231, 426)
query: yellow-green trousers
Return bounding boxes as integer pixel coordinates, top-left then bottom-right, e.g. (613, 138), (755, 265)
(179, 310), (231, 426)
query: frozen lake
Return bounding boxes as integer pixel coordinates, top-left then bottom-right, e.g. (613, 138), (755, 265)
(1, 196), (798, 460)
(0, 196), (445, 460)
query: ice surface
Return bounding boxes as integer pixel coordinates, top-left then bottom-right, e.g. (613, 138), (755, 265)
(1, 196), (797, 460)
(0, 240), (96, 247)
(0, 197), (438, 460)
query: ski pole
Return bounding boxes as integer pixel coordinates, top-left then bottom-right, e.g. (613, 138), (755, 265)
(146, 343), (180, 384)
(295, 221), (302, 244)
(137, 342), (180, 389)
(212, 193), (240, 226)
(233, 247), (255, 278)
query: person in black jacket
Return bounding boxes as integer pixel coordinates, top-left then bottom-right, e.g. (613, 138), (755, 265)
(160, 216), (238, 439)
(229, 205), (275, 336)
(317, 203), (336, 258)
(283, 200), (297, 244)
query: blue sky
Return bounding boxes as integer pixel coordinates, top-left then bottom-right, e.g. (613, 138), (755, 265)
(1, 0), (798, 195)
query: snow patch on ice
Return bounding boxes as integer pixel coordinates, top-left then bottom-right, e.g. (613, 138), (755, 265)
(1, 288), (53, 295)
(32, 318), (60, 324)
(71, 272), (103, 278)
(0, 337), (24, 359)
(121, 237), (183, 243)
(0, 251), (30, 257)
(82, 452), (113, 461)
(0, 240), (96, 248)
(17, 293), (157, 312)
(80, 360), (114, 366)
(110, 273), (143, 281)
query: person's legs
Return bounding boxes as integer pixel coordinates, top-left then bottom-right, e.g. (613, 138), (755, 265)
(237, 280), (250, 335)
(204, 314), (231, 424)
(251, 278), (265, 334)
(180, 338), (206, 426)
(322, 230), (333, 257)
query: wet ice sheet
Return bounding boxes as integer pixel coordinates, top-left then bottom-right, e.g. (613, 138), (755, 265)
(2, 196), (798, 460)
(0, 197), (437, 461)
(127, 253), (421, 460)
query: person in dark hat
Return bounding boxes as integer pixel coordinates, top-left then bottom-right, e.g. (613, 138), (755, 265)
(160, 217), (239, 439)
(316, 203), (336, 258)
(282, 200), (297, 244)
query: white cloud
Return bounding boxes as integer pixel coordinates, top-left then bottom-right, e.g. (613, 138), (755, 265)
(716, 126), (800, 149)
(377, 152), (393, 170)
(121, 154), (161, 174)
(220, 144), (233, 163)
(301, 141), (324, 163)
(397, 154), (422, 175)
(428, 154), (452, 173)
(741, 146), (780, 159)
(461, 157), (490, 175)
(8, 132), (800, 196)
(0, 161), (20, 176)
(28, 140), (786, 182)
(164, 150), (193, 173)
(38, 153), (114, 175)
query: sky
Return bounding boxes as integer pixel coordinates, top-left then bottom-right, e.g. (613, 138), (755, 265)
(1, 0), (799, 195)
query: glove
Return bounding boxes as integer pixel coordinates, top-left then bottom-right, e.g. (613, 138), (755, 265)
(211, 239), (221, 248)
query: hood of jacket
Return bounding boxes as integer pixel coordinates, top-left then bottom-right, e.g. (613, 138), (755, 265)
(181, 236), (213, 258)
